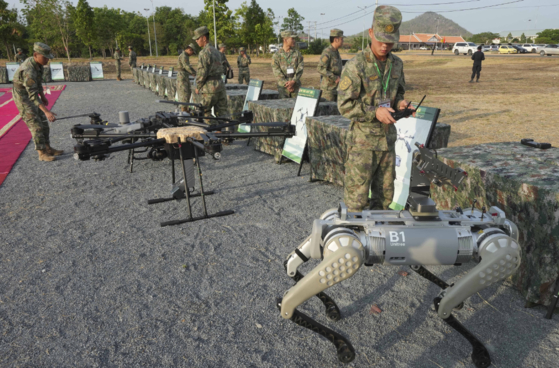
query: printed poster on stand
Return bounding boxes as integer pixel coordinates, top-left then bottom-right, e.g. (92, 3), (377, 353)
(6, 62), (19, 82)
(50, 62), (64, 81)
(238, 79), (263, 133)
(389, 105), (439, 210)
(89, 62), (104, 80)
(281, 87), (321, 164)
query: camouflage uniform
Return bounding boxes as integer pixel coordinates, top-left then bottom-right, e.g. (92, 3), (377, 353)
(15, 49), (27, 64)
(237, 47), (251, 84)
(338, 6), (405, 212)
(128, 47), (137, 68)
(194, 28), (228, 122)
(218, 44), (231, 83)
(177, 46), (196, 105)
(272, 31), (304, 98)
(12, 45), (51, 150)
(317, 29), (344, 101)
(114, 49), (122, 80)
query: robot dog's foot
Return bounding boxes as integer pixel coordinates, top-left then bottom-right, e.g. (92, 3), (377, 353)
(276, 298), (355, 363)
(434, 297), (491, 368)
(290, 270), (341, 321)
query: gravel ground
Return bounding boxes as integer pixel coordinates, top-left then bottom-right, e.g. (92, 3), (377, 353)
(1, 80), (558, 368)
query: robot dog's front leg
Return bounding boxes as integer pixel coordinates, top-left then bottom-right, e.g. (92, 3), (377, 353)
(278, 232), (364, 363)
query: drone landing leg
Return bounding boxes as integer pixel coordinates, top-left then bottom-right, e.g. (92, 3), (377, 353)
(434, 297), (492, 368)
(276, 299), (355, 363)
(171, 155), (175, 183)
(129, 148), (135, 173)
(246, 137), (251, 146)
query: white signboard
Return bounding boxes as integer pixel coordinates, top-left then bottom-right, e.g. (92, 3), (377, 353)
(6, 62), (19, 82)
(389, 106), (439, 210)
(281, 88), (321, 164)
(50, 62), (64, 81)
(238, 79), (263, 133)
(89, 62), (104, 80)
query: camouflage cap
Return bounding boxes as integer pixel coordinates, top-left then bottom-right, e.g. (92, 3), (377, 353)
(218, 43), (226, 49)
(128, 45), (133, 49)
(281, 30), (297, 39)
(239, 47), (246, 52)
(330, 29), (344, 38)
(33, 42), (54, 59)
(116, 46), (120, 50)
(193, 26), (210, 40)
(17, 48), (22, 52)
(372, 5), (402, 43)
(186, 43), (197, 54)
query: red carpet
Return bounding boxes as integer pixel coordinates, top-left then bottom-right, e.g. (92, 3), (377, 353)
(0, 85), (66, 186)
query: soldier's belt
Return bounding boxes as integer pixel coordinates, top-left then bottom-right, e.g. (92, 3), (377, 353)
(206, 76), (222, 81)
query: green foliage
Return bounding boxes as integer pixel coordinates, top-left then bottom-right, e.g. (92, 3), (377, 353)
(301, 38), (328, 55)
(74, 0), (95, 58)
(281, 8), (304, 33)
(468, 32), (500, 44)
(535, 29), (559, 44)
(506, 32), (513, 41)
(0, 0), (24, 60)
(199, 0), (235, 46)
(351, 36), (367, 52)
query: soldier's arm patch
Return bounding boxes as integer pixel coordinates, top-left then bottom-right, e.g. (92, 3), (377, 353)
(26, 79), (35, 87)
(339, 76), (352, 91)
(321, 55), (329, 63)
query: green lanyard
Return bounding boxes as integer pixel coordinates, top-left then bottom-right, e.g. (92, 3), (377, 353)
(374, 61), (392, 99)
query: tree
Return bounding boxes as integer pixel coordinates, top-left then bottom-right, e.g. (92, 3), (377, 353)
(0, 0), (24, 61)
(535, 29), (559, 44)
(199, 0), (235, 46)
(506, 32), (513, 41)
(468, 32), (500, 44)
(281, 8), (304, 34)
(520, 33), (526, 43)
(75, 0), (96, 59)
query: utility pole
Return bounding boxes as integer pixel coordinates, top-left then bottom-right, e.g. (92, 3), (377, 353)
(277, 15), (283, 44)
(357, 6), (367, 51)
(320, 13), (325, 39)
(308, 21), (311, 44)
(212, 0), (217, 48)
(314, 21), (317, 41)
(144, 8), (152, 56)
(150, 0), (158, 57)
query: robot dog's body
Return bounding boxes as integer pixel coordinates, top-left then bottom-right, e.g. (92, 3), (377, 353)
(278, 144), (521, 368)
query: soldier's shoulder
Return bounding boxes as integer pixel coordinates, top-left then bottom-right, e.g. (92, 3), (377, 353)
(343, 54), (364, 71)
(390, 53), (404, 65)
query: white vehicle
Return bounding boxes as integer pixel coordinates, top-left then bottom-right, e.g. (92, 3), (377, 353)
(419, 46), (428, 50)
(535, 44), (548, 52)
(452, 42), (478, 55)
(521, 43), (537, 53)
(269, 45), (278, 53)
(540, 44), (559, 56)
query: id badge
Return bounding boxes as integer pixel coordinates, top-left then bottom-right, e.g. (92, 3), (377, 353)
(287, 68), (294, 74)
(378, 98), (390, 108)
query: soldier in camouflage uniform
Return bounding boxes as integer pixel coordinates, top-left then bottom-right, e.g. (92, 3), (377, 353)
(317, 29), (344, 102)
(193, 26), (228, 123)
(218, 43), (231, 84)
(114, 47), (122, 81)
(177, 43), (197, 112)
(15, 48), (26, 64)
(338, 6), (414, 212)
(128, 46), (137, 68)
(237, 47), (251, 84)
(272, 30), (304, 99)
(12, 42), (61, 162)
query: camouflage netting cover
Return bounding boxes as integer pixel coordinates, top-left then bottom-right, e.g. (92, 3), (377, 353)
(165, 77), (177, 99)
(149, 73), (157, 92)
(248, 99), (340, 163)
(155, 74), (166, 97)
(430, 142), (559, 306)
(132, 68), (139, 84)
(142, 70), (150, 88)
(305, 117), (451, 186)
(41, 66), (52, 83)
(0, 68), (8, 83)
(67, 65), (91, 82)
(191, 89), (279, 118)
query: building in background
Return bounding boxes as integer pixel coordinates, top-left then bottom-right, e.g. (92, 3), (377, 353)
(399, 33), (466, 50)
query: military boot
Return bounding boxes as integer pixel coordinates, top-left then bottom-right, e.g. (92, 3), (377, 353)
(38, 150), (55, 162)
(469, 79), (474, 83)
(45, 144), (64, 156)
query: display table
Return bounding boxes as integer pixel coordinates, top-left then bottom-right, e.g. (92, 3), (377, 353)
(431, 142), (559, 306)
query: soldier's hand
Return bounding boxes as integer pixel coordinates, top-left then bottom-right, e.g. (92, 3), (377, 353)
(41, 96), (49, 106)
(398, 100), (416, 117)
(335, 77), (340, 84)
(45, 111), (57, 122)
(195, 89), (199, 94)
(376, 107), (396, 124)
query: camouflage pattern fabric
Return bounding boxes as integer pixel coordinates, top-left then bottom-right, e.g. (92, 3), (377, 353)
(306, 118), (451, 187)
(237, 54), (251, 84)
(128, 51), (137, 68)
(248, 99), (339, 163)
(430, 142), (559, 307)
(142, 70), (150, 88)
(137, 69), (143, 86)
(196, 44), (227, 121)
(114, 51), (122, 79)
(222, 89), (279, 118)
(219, 51), (231, 75)
(337, 46), (405, 211)
(165, 77), (177, 100)
(132, 68), (139, 84)
(271, 47), (304, 95)
(0, 68), (8, 83)
(149, 73), (157, 92)
(67, 65), (91, 82)
(317, 45), (343, 101)
(12, 57), (49, 150)
(177, 51), (196, 104)
(42, 66), (52, 83)
(155, 74), (166, 97)
(15, 53), (27, 63)
(372, 6), (402, 44)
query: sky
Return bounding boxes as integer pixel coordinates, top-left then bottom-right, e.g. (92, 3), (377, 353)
(10, 0), (559, 37)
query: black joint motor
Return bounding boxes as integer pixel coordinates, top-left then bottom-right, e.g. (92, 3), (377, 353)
(238, 110), (254, 124)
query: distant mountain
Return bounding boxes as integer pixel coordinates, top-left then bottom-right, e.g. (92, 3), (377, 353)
(399, 12), (472, 37)
(348, 12), (472, 38)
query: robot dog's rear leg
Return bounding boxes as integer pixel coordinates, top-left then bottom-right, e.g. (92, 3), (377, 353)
(291, 269), (341, 321)
(434, 297), (491, 368)
(276, 298), (355, 363)
(410, 265), (464, 310)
